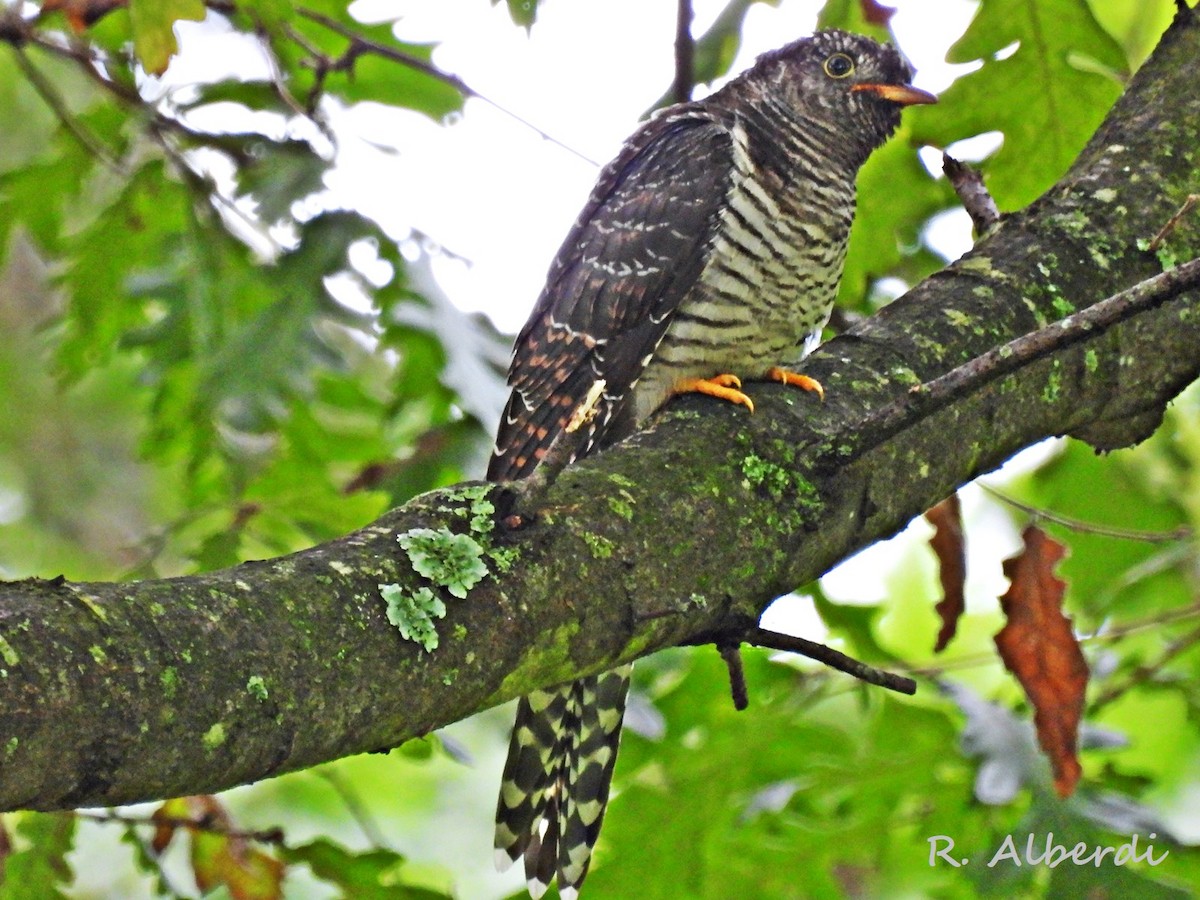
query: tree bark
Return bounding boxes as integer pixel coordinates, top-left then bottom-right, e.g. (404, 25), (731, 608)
(1, 7), (1199, 813)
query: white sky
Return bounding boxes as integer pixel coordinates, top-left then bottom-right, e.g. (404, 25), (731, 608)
(323, 0), (981, 331)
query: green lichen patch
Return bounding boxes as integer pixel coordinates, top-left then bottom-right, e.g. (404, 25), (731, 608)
(246, 675), (268, 701)
(1136, 236), (1178, 270)
(943, 308), (975, 328)
(1050, 296), (1075, 318)
(89, 645), (109, 665)
(161, 666), (178, 699)
(1085, 349), (1099, 373)
(202, 722), (226, 751)
(381, 584), (446, 652)
(71, 589), (109, 623)
(487, 544), (521, 573)
(398, 528), (488, 599)
(1043, 365), (1064, 403)
(438, 483), (496, 536)
(492, 623), (582, 702)
(0, 636), (19, 667)
(582, 532), (615, 560)
(741, 453), (792, 499)
(607, 492), (635, 522)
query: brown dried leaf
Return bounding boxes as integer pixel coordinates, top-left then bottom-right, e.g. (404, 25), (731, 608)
(39, 0), (127, 32)
(861, 0), (897, 26)
(925, 493), (965, 653)
(150, 797), (188, 854)
(0, 813), (11, 864)
(994, 525), (1089, 798)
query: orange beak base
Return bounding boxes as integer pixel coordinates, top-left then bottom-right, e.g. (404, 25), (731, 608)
(851, 82), (938, 106)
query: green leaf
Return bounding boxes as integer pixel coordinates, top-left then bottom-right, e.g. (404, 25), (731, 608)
(591, 652), (968, 899)
(910, 0), (1127, 209)
(333, 43), (464, 122)
(282, 838), (451, 899)
(838, 119), (955, 309)
(1086, 0), (1176, 68)
(817, 0), (891, 40)
(0, 813), (76, 900)
(646, 0), (781, 110)
(128, 0), (206, 76)
(494, 0), (538, 30)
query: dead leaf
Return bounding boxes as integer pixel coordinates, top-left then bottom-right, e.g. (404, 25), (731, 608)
(39, 0), (127, 32)
(925, 493), (965, 653)
(994, 525), (1089, 798)
(150, 796), (284, 900)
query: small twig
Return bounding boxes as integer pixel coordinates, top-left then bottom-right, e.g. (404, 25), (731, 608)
(849, 255), (1200, 461)
(747, 627), (917, 695)
(672, 0), (695, 105)
(74, 810), (285, 845)
(1090, 621), (1200, 710)
(718, 642), (749, 710)
(295, 6), (599, 167)
(11, 44), (122, 170)
(981, 484), (1193, 543)
(1147, 193), (1199, 253)
(943, 153), (999, 233)
(314, 767), (390, 848)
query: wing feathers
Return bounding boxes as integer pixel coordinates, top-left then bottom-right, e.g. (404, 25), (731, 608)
(488, 110), (737, 481)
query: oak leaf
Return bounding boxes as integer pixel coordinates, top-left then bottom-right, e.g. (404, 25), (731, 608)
(926, 493), (966, 653)
(994, 525), (1089, 797)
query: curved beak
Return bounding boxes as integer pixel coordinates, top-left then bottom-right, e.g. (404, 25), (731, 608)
(851, 83), (938, 107)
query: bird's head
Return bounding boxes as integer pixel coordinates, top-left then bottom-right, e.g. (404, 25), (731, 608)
(734, 29), (936, 167)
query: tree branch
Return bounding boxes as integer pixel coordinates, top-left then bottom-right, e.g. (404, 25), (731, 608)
(672, 0), (696, 104)
(1, 6), (1199, 814)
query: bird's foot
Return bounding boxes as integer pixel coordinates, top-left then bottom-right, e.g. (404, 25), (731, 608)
(766, 366), (825, 401)
(674, 373), (755, 413)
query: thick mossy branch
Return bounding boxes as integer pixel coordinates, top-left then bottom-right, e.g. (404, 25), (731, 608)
(1, 8), (1199, 813)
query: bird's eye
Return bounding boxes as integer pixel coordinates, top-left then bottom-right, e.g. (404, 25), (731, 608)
(823, 53), (855, 79)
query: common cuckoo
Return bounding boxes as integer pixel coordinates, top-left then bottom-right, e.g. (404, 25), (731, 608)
(489, 29), (935, 898)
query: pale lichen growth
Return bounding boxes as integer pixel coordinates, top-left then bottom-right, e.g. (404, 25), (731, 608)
(246, 675), (268, 701)
(381, 584), (446, 652)
(202, 723), (226, 751)
(398, 528), (488, 599)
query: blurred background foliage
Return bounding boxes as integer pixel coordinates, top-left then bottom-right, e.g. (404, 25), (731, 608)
(0, 0), (1198, 897)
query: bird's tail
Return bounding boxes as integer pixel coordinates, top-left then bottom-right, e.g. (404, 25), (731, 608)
(494, 665), (631, 899)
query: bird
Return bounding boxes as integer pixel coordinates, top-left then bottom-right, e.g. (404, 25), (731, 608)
(488, 29), (935, 898)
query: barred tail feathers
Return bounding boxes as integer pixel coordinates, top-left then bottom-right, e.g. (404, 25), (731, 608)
(495, 666), (632, 898)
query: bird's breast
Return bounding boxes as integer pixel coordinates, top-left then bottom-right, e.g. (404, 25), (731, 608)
(631, 152), (854, 422)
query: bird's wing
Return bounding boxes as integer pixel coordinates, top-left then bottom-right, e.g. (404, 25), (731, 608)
(487, 109), (738, 481)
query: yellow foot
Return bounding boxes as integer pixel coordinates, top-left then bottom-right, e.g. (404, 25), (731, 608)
(674, 373), (755, 414)
(766, 366), (825, 402)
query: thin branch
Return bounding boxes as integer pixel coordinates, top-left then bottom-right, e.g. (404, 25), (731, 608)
(850, 255), (1200, 460)
(74, 810), (286, 846)
(314, 767), (391, 849)
(746, 627), (918, 695)
(672, 0), (695, 105)
(1089, 621), (1200, 710)
(10, 44), (122, 170)
(294, 6), (599, 167)
(1148, 193), (1200, 253)
(718, 642), (749, 710)
(943, 153), (999, 233)
(981, 484), (1194, 543)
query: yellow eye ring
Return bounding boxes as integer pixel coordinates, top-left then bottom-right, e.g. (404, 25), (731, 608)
(823, 53), (855, 79)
